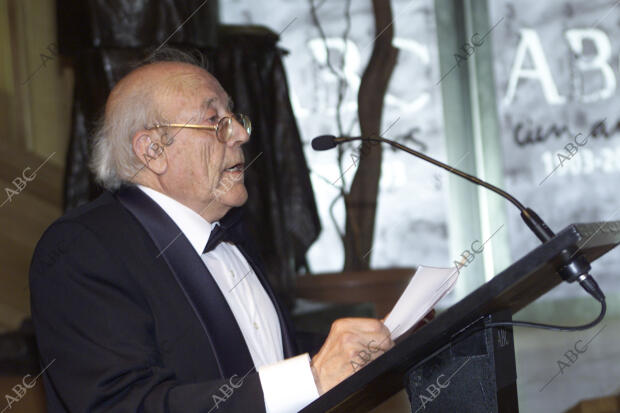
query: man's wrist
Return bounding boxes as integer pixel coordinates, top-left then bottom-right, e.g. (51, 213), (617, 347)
(309, 356), (323, 395)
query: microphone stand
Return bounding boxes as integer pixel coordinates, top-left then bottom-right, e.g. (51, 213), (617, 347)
(328, 135), (605, 306)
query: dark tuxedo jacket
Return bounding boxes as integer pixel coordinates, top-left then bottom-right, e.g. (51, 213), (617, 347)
(29, 185), (298, 412)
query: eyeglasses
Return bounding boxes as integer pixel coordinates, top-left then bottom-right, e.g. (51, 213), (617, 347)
(148, 113), (251, 143)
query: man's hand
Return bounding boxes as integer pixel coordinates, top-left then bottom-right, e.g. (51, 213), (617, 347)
(310, 318), (394, 395)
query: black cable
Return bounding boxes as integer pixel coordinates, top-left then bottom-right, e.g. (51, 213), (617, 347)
(484, 298), (605, 332)
(485, 274), (606, 332)
(408, 287), (606, 372)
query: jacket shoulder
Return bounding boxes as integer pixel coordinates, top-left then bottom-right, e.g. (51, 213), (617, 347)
(30, 190), (142, 273)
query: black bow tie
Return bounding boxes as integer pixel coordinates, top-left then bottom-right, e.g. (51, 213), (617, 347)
(202, 208), (244, 254)
(203, 224), (229, 254)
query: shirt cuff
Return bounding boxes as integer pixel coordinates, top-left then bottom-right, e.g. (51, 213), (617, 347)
(257, 353), (320, 413)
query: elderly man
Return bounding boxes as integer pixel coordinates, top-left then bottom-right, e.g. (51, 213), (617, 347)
(29, 50), (393, 413)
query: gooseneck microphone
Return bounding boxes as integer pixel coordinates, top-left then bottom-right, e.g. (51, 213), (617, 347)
(312, 134), (605, 309)
(311, 135), (339, 151)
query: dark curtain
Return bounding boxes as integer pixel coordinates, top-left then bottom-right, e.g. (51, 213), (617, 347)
(57, 1), (321, 306)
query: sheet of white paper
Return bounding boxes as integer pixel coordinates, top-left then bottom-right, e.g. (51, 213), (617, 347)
(383, 265), (459, 339)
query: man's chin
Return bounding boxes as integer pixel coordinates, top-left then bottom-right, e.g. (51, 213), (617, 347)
(206, 189), (247, 222)
(221, 188), (248, 208)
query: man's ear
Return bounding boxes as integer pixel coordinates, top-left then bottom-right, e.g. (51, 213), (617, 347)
(132, 131), (168, 175)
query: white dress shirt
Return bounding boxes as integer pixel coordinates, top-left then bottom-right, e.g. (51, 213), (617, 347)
(137, 185), (319, 413)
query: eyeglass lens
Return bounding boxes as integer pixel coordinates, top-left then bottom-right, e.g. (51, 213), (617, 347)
(216, 114), (252, 142)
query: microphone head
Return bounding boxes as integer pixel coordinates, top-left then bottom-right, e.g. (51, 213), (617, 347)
(312, 135), (338, 151)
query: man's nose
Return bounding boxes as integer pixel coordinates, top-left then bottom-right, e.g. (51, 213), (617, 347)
(227, 115), (250, 147)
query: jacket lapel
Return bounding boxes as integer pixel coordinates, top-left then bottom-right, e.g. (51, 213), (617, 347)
(115, 186), (254, 378)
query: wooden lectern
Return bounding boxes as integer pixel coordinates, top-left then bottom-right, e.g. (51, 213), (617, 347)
(300, 221), (620, 413)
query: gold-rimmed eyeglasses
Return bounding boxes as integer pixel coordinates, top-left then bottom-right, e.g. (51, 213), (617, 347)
(148, 113), (251, 143)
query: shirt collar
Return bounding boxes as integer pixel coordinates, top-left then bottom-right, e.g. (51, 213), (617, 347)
(137, 185), (217, 255)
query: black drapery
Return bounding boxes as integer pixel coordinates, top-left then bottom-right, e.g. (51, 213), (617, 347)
(57, 1), (321, 306)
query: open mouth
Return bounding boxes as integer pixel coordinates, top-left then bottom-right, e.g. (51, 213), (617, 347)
(224, 162), (244, 172)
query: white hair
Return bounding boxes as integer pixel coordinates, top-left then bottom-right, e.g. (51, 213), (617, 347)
(89, 92), (159, 190)
(89, 48), (206, 190)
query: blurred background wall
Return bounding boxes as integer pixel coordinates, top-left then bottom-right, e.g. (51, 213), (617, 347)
(0, 0), (70, 331)
(1, 0), (620, 412)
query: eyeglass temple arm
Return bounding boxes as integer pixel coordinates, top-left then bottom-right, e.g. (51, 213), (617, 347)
(157, 123), (217, 130)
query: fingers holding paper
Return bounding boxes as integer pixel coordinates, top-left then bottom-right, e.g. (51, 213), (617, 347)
(310, 318), (394, 395)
